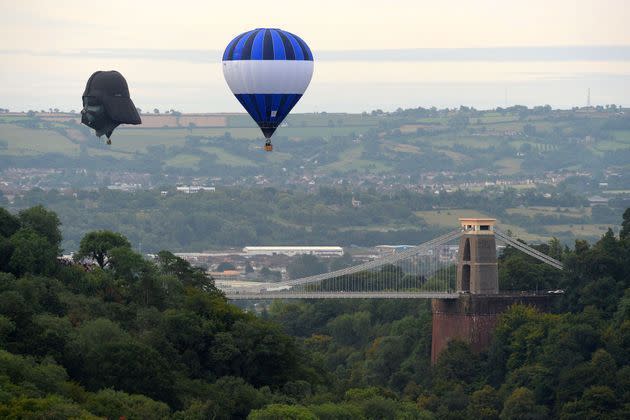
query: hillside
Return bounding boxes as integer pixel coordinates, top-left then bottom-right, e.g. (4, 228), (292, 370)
(1, 107), (629, 182)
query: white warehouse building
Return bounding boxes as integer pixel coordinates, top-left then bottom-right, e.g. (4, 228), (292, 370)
(242, 246), (344, 257)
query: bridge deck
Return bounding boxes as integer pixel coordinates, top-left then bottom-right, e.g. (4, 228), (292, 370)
(226, 292), (460, 300)
(218, 227), (563, 300)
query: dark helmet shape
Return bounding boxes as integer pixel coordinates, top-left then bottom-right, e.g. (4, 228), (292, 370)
(81, 70), (141, 141)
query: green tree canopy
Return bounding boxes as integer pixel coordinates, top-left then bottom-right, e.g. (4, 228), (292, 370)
(500, 387), (548, 420)
(8, 228), (59, 276)
(248, 404), (317, 420)
(85, 388), (171, 420)
(288, 254), (327, 279)
(0, 208), (20, 238)
(156, 250), (211, 287)
(75, 230), (131, 268)
(18, 205), (62, 247)
(621, 207), (630, 240)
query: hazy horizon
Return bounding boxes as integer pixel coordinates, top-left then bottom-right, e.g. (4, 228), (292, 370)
(2, 0), (629, 112)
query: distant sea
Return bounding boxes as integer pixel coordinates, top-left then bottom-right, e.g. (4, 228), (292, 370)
(1, 46), (629, 112)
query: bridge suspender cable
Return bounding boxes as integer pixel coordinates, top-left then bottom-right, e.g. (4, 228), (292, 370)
(221, 226), (563, 299)
(283, 229), (462, 287)
(494, 229), (563, 270)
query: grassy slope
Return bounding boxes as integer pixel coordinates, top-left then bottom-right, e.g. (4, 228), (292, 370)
(0, 124), (80, 156)
(3, 112), (628, 162)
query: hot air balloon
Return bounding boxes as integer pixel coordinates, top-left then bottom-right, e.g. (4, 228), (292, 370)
(223, 28), (314, 151)
(81, 71), (141, 144)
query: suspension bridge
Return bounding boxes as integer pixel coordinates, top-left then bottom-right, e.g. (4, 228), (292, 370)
(218, 218), (563, 300)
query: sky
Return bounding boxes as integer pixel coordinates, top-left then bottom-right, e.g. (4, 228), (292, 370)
(1, 0), (629, 112)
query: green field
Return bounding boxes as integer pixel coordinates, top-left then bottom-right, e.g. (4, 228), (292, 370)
(2, 110), (629, 182)
(414, 208), (608, 243)
(506, 206), (591, 218)
(592, 140), (630, 152)
(415, 209), (545, 241)
(495, 158), (523, 175)
(611, 130), (630, 141)
(200, 147), (256, 167)
(164, 154), (202, 169)
(415, 209), (492, 227)
(545, 224), (610, 237)
(476, 115), (520, 124)
(228, 113), (380, 128)
(321, 145), (391, 173)
(0, 124), (80, 156)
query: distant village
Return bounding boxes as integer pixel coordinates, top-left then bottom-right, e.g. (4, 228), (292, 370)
(0, 165), (618, 205)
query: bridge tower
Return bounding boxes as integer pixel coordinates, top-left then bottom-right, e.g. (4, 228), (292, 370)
(431, 218), (553, 364)
(456, 218), (498, 294)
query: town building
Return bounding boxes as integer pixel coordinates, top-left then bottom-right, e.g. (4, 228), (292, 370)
(242, 246), (344, 257)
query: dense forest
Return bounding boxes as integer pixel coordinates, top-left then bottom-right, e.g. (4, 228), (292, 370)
(0, 205), (628, 418)
(5, 186), (627, 252)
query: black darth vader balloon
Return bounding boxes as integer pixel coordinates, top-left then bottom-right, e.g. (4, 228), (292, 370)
(81, 71), (141, 144)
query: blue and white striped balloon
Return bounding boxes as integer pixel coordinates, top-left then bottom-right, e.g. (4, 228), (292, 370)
(222, 28), (314, 139)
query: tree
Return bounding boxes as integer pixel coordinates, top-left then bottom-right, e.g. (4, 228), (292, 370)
(288, 255), (327, 279)
(283, 380), (312, 400)
(107, 247), (166, 306)
(107, 246), (147, 280)
(309, 403), (364, 420)
(523, 124), (537, 137)
(85, 389), (170, 420)
(0, 316), (15, 347)
(205, 376), (266, 419)
(330, 252), (353, 271)
(0, 208), (20, 238)
(261, 266), (282, 281)
(216, 261), (236, 272)
(448, 114), (469, 130)
(501, 364), (555, 407)
(559, 386), (619, 419)
(18, 205), (62, 248)
(326, 311), (371, 346)
(248, 404), (317, 420)
(81, 341), (176, 405)
(0, 237), (13, 272)
(467, 385), (501, 420)
(500, 387), (548, 420)
(154, 108), (160, 114)
(8, 229), (58, 276)
(621, 207), (630, 240)
(156, 250), (211, 288)
(435, 340), (482, 384)
(74, 230), (131, 268)
(0, 395), (98, 419)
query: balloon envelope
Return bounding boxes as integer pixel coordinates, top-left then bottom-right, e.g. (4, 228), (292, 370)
(81, 70), (141, 140)
(223, 28), (314, 139)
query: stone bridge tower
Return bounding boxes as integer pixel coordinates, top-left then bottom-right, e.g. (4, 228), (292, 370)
(431, 218), (553, 364)
(456, 218), (498, 294)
